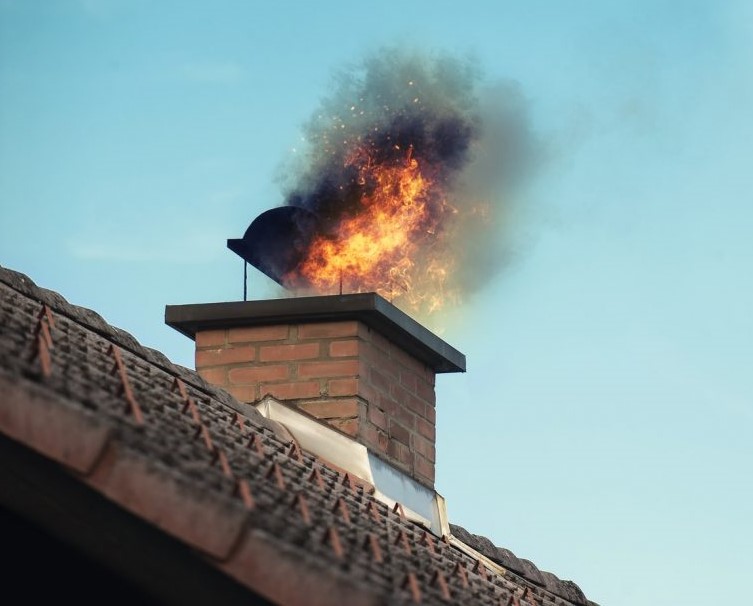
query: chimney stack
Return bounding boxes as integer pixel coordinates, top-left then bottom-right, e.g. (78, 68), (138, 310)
(166, 294), (464, 488)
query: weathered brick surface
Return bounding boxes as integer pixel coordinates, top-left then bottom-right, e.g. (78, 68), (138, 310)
(392, 405), (417, 431)
(424, 404), (436, 425)
(225, 384), (257, 402)
(328, 339), (359, 357)
(229, 365), (289, 384)
(198, 367), (227, 386)
(360, 421), (389, 454)
(260, 342), (320, 362)
(261, 381), (321, 400)
(330, 417), (359, 437)
(399, 370), (417, 393)
(298, 398), (360, 420)
(228, 325), (289, 343)
(415, 378), (435, 404)
(412, 434), (436, 463)
(414, 454), (435, 485)
(367, 404), (387, 431)
(416, 416), (436, 441)
(297, 321), (359, 339)
(387, 440), (412, 469)
(196, 345), (255, 368)
(196, 329), (226, 348)
(327, 377), (359, 397)
(298, 359), (360, 379)
(369, 367), (392, 394)
(388, 419), (411, 447)
(404, 392), (428, 419)
(193, 318), (438, 488)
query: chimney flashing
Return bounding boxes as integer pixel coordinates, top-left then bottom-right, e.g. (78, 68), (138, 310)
(254, 395), (448, 536)
(165, 293), (465, 373)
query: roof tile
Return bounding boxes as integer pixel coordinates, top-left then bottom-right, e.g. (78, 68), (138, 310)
(0, 265), (592, 606)
(0, 374), (111, 474)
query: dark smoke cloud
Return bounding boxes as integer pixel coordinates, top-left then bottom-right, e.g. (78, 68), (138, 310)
(279, 47), (540, 309)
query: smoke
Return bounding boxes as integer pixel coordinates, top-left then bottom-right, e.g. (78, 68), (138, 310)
(279, 47), (540, 313)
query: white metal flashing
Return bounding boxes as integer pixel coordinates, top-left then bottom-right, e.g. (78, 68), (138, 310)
(254, 396), (450, 537)
(446, 534), (509, 577)
(255, 396), (374, 483)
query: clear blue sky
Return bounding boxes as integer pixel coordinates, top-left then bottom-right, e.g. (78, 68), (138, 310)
(2, 2), (751, 604)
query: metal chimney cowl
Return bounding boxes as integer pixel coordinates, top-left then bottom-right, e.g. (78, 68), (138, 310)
(227, 206), (320, 287)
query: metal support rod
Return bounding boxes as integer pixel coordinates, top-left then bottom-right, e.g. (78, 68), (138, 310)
(243, 261), (248, 301)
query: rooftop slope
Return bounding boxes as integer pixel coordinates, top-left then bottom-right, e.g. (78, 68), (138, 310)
(0, 265), (593, 606)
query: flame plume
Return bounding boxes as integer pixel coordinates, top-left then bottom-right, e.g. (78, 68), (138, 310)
(279, 49), (537, 319)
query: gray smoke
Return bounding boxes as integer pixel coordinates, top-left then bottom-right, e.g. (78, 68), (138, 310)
(279, 47), (540, 311)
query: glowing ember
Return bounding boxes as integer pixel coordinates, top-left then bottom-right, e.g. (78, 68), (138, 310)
(284, 142), (460, 313)
(271, 49), (537, 319)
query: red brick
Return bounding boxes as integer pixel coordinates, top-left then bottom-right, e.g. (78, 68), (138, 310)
(369, 329), (391, 354)
(196, 346), (255, 368)
(387, 440), (412, 467)
(391, 404), (417, 430)
(357, 380), (380, 405)
(382, 357), (403, 379)
(367, 405), (387, 431)
(262, 381), (321, 400)
(414, 455), (435, 485)
(415, 378), (436, 405)
(298, 321), (359, 339)
(360, 338), (391, 361)
(399, 369), (418, 393)
(358, 340), (380, 361)
(426, 367), (436, 386)
(369, 367), (391, 394)
(416, 416), (435, 441)
(327, 377), (359, 397)
(298, 359), (359, 379)
(389, 344), (427, 377)
(198, 367), (227, 386)
(391, 384), (428, 419)
(360, 422), (388, 453)
(331, 417), (359, 437)
(405, 392), (428, 419)
(298, 398), (360, 419)
(336, 378), (376, 407)
(229, 365), (289, 384)
(329, 339), (359, 357)
(388, 419), (411, 446)
(226, 385), (258, 402)
(196, 329), (226, 348)
(412, 434), (436, 463)
(260, 342), (320, 362)
(361, 343), (401, 379)
(228, 325), (289, 344)
(376, 393), (394, 414)
(425, 404), (436, 424)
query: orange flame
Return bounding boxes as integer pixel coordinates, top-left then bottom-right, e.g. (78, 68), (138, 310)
(287, 144), (458, 314)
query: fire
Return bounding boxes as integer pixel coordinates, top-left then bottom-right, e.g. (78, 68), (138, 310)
(285, 144), (458, 313)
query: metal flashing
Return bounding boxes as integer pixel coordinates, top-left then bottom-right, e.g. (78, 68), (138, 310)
(253, 396), (448, 536)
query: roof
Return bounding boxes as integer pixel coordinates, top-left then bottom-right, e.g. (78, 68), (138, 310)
(0, 264), (595, 606)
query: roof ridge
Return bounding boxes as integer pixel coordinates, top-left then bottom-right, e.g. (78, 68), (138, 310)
(449, 523), (590, 605)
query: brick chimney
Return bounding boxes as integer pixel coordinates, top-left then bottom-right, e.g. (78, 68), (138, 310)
(165, 294), (464, 488)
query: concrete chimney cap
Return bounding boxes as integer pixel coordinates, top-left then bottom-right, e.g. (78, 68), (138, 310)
(165, 292), (465, 374)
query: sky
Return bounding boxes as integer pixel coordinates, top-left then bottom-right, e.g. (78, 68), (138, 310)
(1, 1), (752, 604)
